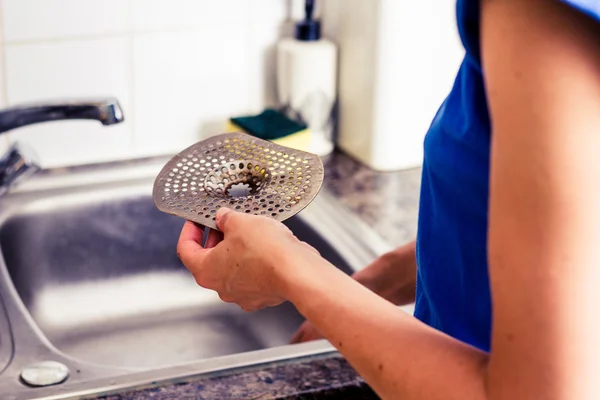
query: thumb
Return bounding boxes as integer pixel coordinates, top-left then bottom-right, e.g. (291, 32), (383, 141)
(216, 207), (238, 233)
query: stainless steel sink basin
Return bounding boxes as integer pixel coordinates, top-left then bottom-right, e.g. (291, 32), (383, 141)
(1, 193), (353, 369)
(0, 157), (394, 399)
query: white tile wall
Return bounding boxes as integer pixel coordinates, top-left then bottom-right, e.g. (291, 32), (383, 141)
(0, 0), (299, 168)
(132, 0), (247, 32)
(1, 0), (130, 42)
(132, 28), (250, 156)
(247, 0), (315, 111)
(6, 37), (133, 166)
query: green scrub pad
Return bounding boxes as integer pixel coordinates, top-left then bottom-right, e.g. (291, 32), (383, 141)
(229, 109), (308, 140)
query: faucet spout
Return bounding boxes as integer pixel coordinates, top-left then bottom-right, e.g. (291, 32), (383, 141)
(0, 97), (124, 135)
(0, 96), (125, 198)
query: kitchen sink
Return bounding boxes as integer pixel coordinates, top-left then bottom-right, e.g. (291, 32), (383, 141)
(0, 194), (353, 369)
(0, 157), (393, 399)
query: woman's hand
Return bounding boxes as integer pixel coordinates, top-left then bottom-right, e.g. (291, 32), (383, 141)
(290, 240), (417, 344)
(290, 320), (324, 343)
(176, 208), (323, 312)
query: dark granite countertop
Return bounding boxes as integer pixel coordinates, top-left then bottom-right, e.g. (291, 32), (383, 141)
(94, 151), (421, 400)
(323, 152), (421, 247)
(97, 355), (378, 400)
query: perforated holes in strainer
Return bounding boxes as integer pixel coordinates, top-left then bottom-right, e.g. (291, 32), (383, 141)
(152, 132), (324, 230)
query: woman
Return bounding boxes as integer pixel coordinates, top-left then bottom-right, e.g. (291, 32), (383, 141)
(177, 0), (600, 398)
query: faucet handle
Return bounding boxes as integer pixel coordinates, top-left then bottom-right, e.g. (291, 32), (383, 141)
(0, 143), (40, 197)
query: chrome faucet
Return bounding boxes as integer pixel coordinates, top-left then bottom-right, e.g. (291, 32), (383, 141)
(0, 98), (124, 197)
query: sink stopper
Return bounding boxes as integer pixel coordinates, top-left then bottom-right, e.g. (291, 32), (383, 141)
(153, 132), (324, 230)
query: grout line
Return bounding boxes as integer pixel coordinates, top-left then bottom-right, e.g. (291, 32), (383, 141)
(2, 25), (218, 47)
(127, 0), (136, 156)
(0, 0), (11, 146)
(5, 31), (132, 46)
(247, 0), (254, 113)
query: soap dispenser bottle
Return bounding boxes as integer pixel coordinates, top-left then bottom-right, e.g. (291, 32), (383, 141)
(276, 0), (338, 157)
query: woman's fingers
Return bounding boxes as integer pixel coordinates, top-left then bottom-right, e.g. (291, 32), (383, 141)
(301, 241), (320, 255)
(179, 220), (204, 243)
(290, 321), (323, 344)
(204, 227), (224, 249)
(177, 221), (209, 266)
(290, 327), (305, 344)
(218, 292), (235, 303)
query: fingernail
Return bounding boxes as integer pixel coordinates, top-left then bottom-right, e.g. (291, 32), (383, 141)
(216, 207), (232, 230)
(216, 207), (231, 218)
(216, 208), (232, 225)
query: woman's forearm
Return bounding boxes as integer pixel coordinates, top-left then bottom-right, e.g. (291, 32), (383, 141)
(352, 240), (417, 306)
(279, 256), (488, 400)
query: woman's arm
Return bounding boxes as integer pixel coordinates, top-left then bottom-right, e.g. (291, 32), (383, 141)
(283, 1), (600, 398)
(279, 252), (488, 400)
(178, 1), (600, 398)
(482, 0), (600, 397)
(291, 240), (416, 343)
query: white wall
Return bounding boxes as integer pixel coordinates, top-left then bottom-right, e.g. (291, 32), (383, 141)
(0, 0), (308, 168)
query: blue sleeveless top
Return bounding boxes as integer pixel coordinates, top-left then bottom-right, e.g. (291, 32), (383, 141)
(415, 0), (600, 352)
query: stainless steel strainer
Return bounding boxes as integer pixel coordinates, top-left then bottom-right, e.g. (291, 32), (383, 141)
(153, 132), (324, 230)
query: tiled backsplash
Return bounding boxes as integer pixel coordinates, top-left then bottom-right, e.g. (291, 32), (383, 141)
(0, 0), (308, 168)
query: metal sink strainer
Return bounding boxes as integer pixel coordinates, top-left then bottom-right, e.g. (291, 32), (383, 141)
(153, 132), (324, 230)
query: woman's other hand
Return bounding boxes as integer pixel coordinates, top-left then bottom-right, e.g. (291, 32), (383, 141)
(290, 320), (324, 343)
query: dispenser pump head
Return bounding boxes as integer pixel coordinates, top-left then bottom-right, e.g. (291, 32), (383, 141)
(295, 0), (320, 41)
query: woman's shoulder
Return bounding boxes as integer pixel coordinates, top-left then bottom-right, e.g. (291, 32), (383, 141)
(456, 0), (600, 67)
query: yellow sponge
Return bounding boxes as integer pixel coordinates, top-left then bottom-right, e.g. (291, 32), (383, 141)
(227, 121), (311, 151)
(226, 109), (311, 152)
